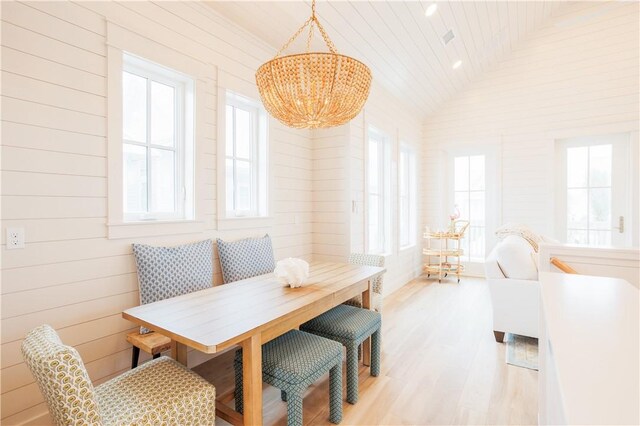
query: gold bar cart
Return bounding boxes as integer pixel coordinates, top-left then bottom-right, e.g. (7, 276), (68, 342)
(423, 220), (470, 283)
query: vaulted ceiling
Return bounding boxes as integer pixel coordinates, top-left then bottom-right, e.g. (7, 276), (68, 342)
(207, 1), (572, 115)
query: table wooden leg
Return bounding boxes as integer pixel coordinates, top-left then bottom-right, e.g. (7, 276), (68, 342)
(171, 341), (188, 366)
(362, 279), (372, 367)
(241, 334), (263, 426)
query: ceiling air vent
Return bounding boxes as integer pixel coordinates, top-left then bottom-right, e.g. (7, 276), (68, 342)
(441, 29), (455, 46)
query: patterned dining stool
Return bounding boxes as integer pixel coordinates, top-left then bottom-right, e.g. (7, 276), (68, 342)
(343, 253), (385, 312)
(301, 304), (382, 404)
(234, 330), (343, 426)
(21, 325), (217, 426)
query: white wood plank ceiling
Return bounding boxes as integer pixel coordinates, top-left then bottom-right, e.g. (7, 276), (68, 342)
(207, 1), (573, 116)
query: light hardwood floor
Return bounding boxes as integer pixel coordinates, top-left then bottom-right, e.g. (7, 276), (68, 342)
(194, 276), (538, 425)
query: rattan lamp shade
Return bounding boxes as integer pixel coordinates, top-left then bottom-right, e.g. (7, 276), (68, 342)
(255, 1), (372, 129)
(256, 53), (371, 129)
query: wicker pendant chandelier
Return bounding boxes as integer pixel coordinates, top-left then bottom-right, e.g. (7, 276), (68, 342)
(255, 0), (372, 129)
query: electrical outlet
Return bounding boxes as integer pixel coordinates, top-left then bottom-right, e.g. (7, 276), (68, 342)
(6, 227), (25, 250)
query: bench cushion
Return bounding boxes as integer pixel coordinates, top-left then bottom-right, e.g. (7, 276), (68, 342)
(132, 240), (213, 333)
(217, 234), (275, 283)
(301, 304), (381, 343)
(235, 330), (342, 386)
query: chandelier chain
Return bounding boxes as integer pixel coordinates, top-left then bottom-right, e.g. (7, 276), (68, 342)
(313, 16), (337, 53)
(274, 0), (337, 58)
(306, 18), (314, 52)
(275, 16), (312, 57)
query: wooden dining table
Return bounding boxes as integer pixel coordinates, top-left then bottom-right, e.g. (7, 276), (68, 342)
(122, 261), (386, 426)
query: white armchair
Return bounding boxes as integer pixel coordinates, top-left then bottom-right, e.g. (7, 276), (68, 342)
(484, 236), (540, 342)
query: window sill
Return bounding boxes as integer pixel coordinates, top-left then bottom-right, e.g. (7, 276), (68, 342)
(368, 251), (392, 259)
(399, 243), (418, 251)
(217, 216), (275, 231)
(108, 220), (205, 239)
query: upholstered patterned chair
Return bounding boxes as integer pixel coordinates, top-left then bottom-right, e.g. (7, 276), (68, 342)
(301, 304), (382, 404)
(21, 324), (217, 426)
(129, 239), (214, 368)
(234, 330), (343, 426)
(343, 253), (385, 312)
(217, 234), (276, 283)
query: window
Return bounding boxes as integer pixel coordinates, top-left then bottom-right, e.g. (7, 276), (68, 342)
(399, 144), (417, 248)
(558, 134), (632, 247)
(224, 92), (268, 218)
(367, 128), (391, 255)
(566, 145), (612, 245)
(122, 53), (194, 222)
(454, 155), (486, 261)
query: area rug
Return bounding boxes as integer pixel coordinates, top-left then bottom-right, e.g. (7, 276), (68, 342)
(505, 333), (538, 370)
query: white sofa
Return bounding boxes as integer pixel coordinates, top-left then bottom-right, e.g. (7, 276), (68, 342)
(484, 235), (540, 342)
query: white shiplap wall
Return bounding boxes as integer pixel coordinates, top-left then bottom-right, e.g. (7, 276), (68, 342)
(350, 84), (424, 296)
(311, 124), (351, 263)
(422, 1), (640, 246)
(310, 82), (424, 294)
(0, 1), (313, 424)
(310, 80), (425, 292)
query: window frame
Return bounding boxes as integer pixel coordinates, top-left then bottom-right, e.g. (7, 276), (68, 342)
(106, 23), (207, 239)
(366, 126), (392, 256)
(398, 143), (417, 249)
(121, 54), (192, 222)
(452, 154), (487, 262)
(216, 73), (272, 230)
(446, 144), (500, 267)
(555, 133), (632, 247)
(224, 93), (264, 218)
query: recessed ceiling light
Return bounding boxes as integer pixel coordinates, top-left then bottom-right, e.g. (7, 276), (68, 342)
(425, 3), (437, 17)
(452, 60), (462, 69)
